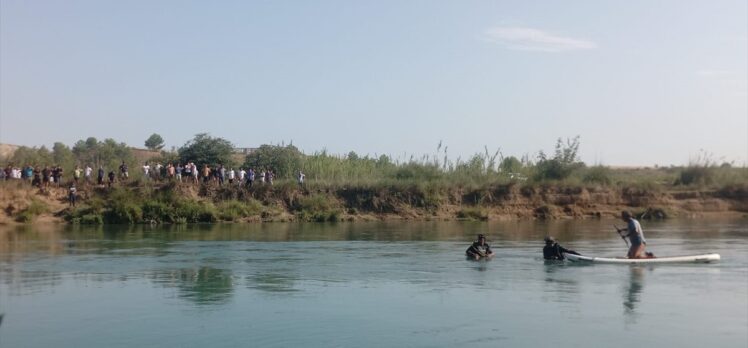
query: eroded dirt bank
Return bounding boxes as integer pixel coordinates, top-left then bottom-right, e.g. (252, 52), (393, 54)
(1, 182), (746, 225)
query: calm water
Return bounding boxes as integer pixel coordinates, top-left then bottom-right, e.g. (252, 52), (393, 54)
(1, 219), (747, 347)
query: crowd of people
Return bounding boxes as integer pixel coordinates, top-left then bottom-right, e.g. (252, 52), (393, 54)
(3, 161), (308, 209)
(2, 161), (307, 190)
(138, 161), (302, 188)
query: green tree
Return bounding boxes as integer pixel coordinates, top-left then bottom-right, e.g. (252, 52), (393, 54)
(10, 146), (52, 166)
(500, 156), (523, 173)
(244, 144), (303, 178)
(533, 136), (583, 181)
(145, 133), (165, 151)
(179, 133), (235, 167)
(52, 142), (74, 168)
(71, 137), (135, 172)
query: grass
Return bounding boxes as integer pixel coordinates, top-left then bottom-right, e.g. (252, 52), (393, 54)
(15, 198), (49, 222)
(4, 137), (747, 224)
(456, 207), (488, 221)
(294, 194), (342, 222)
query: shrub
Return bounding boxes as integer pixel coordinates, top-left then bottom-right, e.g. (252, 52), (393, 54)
(583, 166), (612, 185)
(294, 194), (341, 222)
(675, 166), (714, 186)
(15, 199), (49, 223)
(142, 200), (175, 223)
(78, 214), (104, 225)
(105, 202), (143, 224)
(65, 206), (105, 225)
(532, 136), (584, 182)
(217, 200), (262, 221)
(173, 200), (218, 223)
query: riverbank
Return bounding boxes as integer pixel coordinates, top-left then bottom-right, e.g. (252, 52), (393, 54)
(1, 180), (745, 225)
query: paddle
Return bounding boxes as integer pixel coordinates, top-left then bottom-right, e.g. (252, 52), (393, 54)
(614, 225), (630, 247)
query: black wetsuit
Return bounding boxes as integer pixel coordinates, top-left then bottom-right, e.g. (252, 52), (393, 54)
(466, 242), (492, 257)
(543, 243), (579, 260)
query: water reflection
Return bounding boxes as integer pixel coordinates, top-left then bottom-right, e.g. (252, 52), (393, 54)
(1, 270), (62, 296)
(151, 267), (234, 305)
(623, 266), (646, 319)
(542, 261), (581, 304)
(246, 272), (299, 293)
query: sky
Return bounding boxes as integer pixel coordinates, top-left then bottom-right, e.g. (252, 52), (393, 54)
(1, 0), (746, 166)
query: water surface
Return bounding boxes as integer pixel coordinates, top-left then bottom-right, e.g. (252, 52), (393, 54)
(1, 219), (746, 347)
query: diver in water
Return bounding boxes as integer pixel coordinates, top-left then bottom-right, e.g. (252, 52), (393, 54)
(543, 236), (580, 260)
(466, 234), (494, 260)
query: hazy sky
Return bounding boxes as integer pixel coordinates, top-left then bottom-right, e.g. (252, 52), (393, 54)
(1, 0), (746, 166)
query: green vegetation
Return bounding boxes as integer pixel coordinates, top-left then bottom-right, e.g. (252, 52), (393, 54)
(15, 198), (49, 222)
(293, 194), (342, 222)
(244, 144), (303, 178)
(145, 133), (165, 151)
(583, 165), (612, 185)
(7, 137), (138, 183)
(178, 133), (235, 167)
(3, 135), (747, 225)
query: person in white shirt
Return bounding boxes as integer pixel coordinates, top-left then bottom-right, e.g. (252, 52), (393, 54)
(142, 163), (151, 179)
(238, 168), (246, 184)
(84, 165), (93, 184)
(228, 168), (236, 184)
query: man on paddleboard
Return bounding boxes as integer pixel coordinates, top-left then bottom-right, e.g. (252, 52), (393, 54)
(466, 234), (494, 260)
(618, 211), (651, 259)
(543, 236), (580, 260)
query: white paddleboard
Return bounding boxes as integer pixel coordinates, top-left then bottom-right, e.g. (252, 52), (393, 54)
(564, 253), (720, 264)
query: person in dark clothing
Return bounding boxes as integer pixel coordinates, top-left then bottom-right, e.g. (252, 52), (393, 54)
(98, 167), (105, 185)
(466, 234), (494, 260)
(108, 171), (116, 188)
(32, 168), (41, 187)
(543, 236), (580, 260)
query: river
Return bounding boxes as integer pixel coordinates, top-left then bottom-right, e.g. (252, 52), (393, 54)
(1, 219), (746, 347)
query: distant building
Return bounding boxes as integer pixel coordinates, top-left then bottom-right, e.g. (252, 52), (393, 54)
(233, 147), (257, 155)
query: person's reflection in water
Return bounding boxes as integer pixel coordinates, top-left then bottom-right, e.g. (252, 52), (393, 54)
(623, 266), (646, 316)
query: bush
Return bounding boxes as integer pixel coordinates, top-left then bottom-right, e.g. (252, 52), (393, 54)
(65, 205), (105, 224)
(173, 200), (218, 223)
(15, 199), (49, 223)
(294, 194), (341, 222)
(142, 200), (175, 223)
(105, 202), (143, 224)
(532, 136), (583, 182)
(217, 200), (262, 221)
(675, 166), (714, 186)
(583, 166), (612, 185)
(394, 164), (442, 181)
(77, 214), (104, 225)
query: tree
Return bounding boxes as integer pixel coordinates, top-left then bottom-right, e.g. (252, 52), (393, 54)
(533, 136), (584, 181)
(243, 144), (303, 178)
(10, 146), (52, 166)
(179, 133), (235, 167)
(500, 156), (523, 173)
(72, 137), (135, 171)
(145, 133), (165, 151)
(52, 142), (74, 166)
